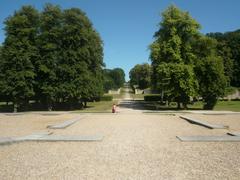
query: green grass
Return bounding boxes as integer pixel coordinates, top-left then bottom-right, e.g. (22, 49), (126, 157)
(74, 100), (119, 112)
(210, 101), (240, 111)
(143, 100), (240, 112)
(188, 101), (240, 111)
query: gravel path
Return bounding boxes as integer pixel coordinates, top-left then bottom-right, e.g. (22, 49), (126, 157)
(0, 96), (240, 179)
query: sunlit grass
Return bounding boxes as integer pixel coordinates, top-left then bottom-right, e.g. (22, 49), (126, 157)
(75, 100), (119, 112)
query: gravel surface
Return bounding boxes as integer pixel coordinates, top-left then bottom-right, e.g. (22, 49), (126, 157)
(0, 104), (240, 179)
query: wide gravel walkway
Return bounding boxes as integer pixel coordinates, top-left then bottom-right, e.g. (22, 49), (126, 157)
(0, 93), (240, 179)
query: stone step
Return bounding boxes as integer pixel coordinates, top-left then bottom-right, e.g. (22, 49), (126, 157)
(179, 115), (228, 129)
(27, 135), (104, 142)
(47, 117), (80, 129)
(177, 135), (240, 142)
(227, 132), (240, 136)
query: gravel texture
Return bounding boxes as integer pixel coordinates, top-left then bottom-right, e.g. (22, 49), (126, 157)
(0, 104), (240, 179)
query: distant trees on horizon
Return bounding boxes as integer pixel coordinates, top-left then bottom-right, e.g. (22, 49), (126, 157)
(103, 68), (125, 93)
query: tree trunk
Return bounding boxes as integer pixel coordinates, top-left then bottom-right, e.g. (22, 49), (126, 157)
(13, 102), (18, 113)
(183, 103), (188, 110)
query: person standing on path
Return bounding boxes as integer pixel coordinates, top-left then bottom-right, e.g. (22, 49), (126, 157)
(112, 104), (116, 113)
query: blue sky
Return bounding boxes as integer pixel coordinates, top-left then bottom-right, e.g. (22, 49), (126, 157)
(0, 0), (240, 80)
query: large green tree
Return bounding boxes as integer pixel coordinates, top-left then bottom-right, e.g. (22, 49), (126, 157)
(57, 8), (104, 108)
(150, 5), (199, 108)
(0, 6), (39, 112)
(193, 36), (227, 109)
(0, 3), (105, 111)
(129, 63), (151, 90)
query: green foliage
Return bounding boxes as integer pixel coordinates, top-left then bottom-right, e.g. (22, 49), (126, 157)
(207, 30), (240, 87)
(150, 5), (227, 110)
(193, 36), (227, 109)
(110, 68), (125, 88)
(224, 87), (237, 96)
(144, 95), (162, 101)
(103, 68), (125, 92)
(0, 6), (39, 111)
(36, 4), (62, 109)
(150, 5), (199, 108)
(0, 3), (104, 111)
(129, 63), (151, 89)
(156, 63), (198, 103)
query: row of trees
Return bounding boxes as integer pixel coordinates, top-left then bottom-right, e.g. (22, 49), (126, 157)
(148, 5), (227, 109)
(103, 68), (125, 92)
(0, 4), (104, 112)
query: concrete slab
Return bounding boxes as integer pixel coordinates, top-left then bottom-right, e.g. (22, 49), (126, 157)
(28, 135), (104, 142)
(16, 131), (53, 141)
(1, 132), (103, 145)
(179, 115), (228, 129)
(227, 132), (240, 136)
(177, 135), (240, 142)
(47, 117), (80, 129)
(0, 137), (16, 145)
(4, 113), (24, 116)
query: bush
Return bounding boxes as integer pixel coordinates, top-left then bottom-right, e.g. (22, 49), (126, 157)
(144, 95), (162, 101)
(231, 98), (240, 101)
(100, 95), (113, 101)
(225, 87), (237, 96)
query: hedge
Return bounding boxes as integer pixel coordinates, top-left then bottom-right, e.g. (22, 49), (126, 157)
(100, 95), (113, 101)
(144, 95), (162, 101)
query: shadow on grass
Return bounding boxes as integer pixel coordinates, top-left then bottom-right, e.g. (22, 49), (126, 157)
(0, 102), (85, 112)
(118, 100), (203, 111)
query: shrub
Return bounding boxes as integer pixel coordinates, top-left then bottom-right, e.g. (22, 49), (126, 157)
(100, 95), (113, 101)
(144, 95), (162, 101)
(231, 98), (240, 101)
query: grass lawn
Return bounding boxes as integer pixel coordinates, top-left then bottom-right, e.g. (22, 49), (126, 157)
(75, 100), (119, 112)
(188, 101), (240, 112)
(143, 100), (240, 112)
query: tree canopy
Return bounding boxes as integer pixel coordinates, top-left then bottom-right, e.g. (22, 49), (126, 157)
(129, 63), (151, 90)
(0, 4), (104, 111)
(150, 5), (227, 109)
(207, 30), (240, 87)
(103, 68), (125, 92)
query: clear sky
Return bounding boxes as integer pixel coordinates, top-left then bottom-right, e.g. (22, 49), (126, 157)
(0, 0), (240, 80)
